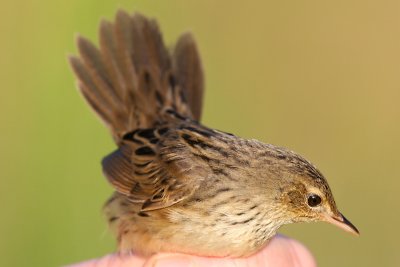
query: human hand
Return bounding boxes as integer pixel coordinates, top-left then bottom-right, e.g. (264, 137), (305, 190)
(67, 235), (316, 267)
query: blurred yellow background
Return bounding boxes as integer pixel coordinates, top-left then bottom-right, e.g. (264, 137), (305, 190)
(1, 0), (399, 266)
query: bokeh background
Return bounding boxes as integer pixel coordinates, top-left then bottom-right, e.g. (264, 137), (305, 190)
(1, 0), (399, 266)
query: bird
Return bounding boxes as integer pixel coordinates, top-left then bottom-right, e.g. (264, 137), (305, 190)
(69, 9), (359, 258)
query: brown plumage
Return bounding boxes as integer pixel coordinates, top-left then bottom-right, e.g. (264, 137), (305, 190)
(69, 10), (359, 257)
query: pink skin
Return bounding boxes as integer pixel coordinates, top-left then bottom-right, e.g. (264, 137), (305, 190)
(67, 235), (317, 267)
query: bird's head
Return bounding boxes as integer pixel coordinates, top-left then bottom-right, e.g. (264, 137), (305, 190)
(280, 172), (359, 236)
(259, 145), (359, 236)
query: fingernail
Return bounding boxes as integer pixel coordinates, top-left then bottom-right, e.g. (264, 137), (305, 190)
(152, 256), (193, 267)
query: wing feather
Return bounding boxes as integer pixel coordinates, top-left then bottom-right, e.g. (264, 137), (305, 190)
(102, 126), (209, 211)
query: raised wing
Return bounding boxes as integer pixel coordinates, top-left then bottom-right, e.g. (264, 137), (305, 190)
(102, 124), (212, 211)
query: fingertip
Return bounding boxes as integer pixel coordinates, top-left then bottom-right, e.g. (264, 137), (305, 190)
(261, 235), (317, 267)
(286, 238), (317, 267)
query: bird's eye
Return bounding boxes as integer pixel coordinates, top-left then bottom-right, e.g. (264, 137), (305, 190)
(307, 194), (322, 207)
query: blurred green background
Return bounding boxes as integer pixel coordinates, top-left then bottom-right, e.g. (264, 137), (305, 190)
(1, 0), (399, 266)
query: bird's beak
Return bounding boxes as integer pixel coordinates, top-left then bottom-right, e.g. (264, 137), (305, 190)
(324, 212), (359, 236)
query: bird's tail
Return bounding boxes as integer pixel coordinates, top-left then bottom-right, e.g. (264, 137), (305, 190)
(69, 10), (204, 144)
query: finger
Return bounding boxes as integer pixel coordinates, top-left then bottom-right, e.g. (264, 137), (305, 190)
(65, 235), (316, 267)
(146, 235), (317, 267)
(255, 235), (317, 267)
